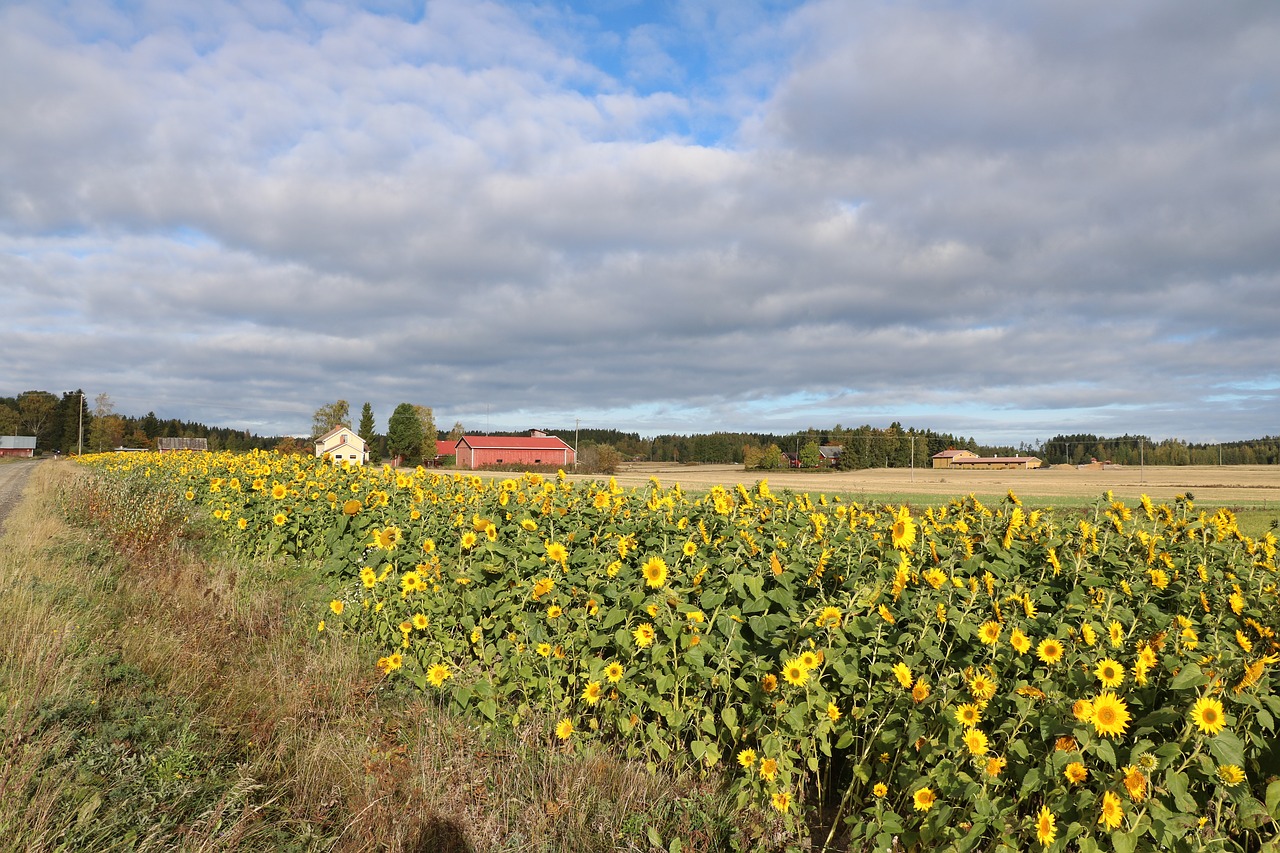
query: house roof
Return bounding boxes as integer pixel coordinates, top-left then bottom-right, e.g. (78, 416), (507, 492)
(818, 445), (843, 458)
(458, 434), (573, 451)
(157, 437), (208, 451)
(315, 425), (360, 444)
(950, 456), (1041, 465)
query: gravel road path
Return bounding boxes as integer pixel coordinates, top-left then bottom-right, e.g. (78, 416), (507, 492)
(0, 460), (38, 537)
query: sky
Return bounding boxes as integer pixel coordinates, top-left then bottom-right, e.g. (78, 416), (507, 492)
(3, 0), (1279, 445)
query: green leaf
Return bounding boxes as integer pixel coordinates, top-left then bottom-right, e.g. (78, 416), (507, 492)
(1170, 663), (1207, 691)
(1208, 730), (1245, 768)
(1266, 779), (1280, 819)
(1166, 771), (1197, 814)
(721, 706), (738, 733)
(1092, 738), (1117, 768)
(1111, 829), (1138, 853)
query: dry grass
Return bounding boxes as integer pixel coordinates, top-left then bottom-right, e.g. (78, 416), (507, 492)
(0, 463), (754, 853)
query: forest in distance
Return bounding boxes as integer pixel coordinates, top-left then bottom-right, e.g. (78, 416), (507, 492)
(3, 388), (1279, 468)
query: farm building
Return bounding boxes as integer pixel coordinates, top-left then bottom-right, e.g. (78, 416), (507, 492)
(454, 431), (575, 470)
(434, 440), (457, 466)
(931, 449), (978, 468)
(0, 436), (37, 458)
(819, 445), (843, 464)
(948, 455), (1042, 471)
(157, 437), (208, 453)
(315, 426), (368, 466)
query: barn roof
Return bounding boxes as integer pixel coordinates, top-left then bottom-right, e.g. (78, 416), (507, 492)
(0, 436), (37, 450)
(458, 435), (573, 451)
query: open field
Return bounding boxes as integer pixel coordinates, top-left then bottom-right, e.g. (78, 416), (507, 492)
(586, 462), (1280, 507)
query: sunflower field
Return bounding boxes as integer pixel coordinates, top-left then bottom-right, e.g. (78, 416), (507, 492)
(78, 450), (1280, 852)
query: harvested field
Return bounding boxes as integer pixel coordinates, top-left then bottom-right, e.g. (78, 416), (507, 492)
(579, 461), (1280, 505)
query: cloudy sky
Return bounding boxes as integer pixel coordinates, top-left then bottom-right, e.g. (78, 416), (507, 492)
(3, 0), (1278, 444)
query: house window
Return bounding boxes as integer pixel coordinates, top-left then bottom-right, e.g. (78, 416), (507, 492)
(496, 458), (503, 463)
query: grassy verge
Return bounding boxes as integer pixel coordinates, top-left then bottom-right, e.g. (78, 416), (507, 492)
(0, 463), (755, 852)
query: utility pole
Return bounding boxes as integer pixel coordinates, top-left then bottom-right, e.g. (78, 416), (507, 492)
(78, 392), (84, 456)
(574, 418), (580, 470)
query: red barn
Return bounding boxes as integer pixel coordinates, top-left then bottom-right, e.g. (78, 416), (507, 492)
(454, 431), (575, 470)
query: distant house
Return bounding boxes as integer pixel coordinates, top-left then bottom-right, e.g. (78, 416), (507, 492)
(315, 426), (368, 466)
(819, 445), (843, 465)
(434, 440), (458, 466)
(454, 430), (575, 470)
(157, 437), (208, 453)
(0, 436), (37, 458)
(931, 449), (979, 469)
(948, 455), (1042, 471)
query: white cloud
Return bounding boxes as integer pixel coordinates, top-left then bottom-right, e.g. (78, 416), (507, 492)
(1, 0), (1278, 443)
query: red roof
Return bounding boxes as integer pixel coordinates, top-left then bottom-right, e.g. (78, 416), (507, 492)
(436, 440), (457, 457)
(458, 435), (572, 451)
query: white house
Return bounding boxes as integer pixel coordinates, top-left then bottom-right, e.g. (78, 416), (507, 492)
(315, 426), (369, 465)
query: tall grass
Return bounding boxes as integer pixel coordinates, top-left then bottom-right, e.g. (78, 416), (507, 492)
(0, 463), (758, 852)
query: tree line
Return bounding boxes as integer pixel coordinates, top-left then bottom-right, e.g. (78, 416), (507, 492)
(0, 390), (285, 454)
(1039, 434), (1280, 466)
(6, 388), (1280, 468)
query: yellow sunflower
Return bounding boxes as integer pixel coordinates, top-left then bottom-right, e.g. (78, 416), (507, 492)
(737, 748), (757, 768)
(892, 662), (914, 689)
(632, 623), (656, 649)
(555, 718), (574, 740)
(641, 556), (669, 588)
(955, 703), (982, 728)
(1090, 691), (1131, 738)
(979, 621), (1002, 645)
(1035, 805), (1056, 847)
(426, 663), (451, 687)
(969, 672), (997, 701)
(783, 658), (810, 687)
(581, 682), (602, 705)
(1036, 638), (1065, 665)
(891, 506), (917, 551)
(912, 787), (937, 812)
(1095, 658), (1125, 688)
(1109, 620), (1125, 648)
(1098, 790), (1124, 831)
(604, 662), (625, 683)
(1217, 764), (1246, 786)
(1190, 696), (1226, 736)
(962, 728), (989, 757)
(1064, 762), (1088, 785)
(759, 757), (778, 781)
(1010, 627), (1031, 654)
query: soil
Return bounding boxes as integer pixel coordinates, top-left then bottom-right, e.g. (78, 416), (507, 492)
(568, 461), (1280, 505)
(0, 459), (37, 537)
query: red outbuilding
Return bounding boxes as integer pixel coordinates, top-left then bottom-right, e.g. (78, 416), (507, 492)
(454, 431), (575, 470)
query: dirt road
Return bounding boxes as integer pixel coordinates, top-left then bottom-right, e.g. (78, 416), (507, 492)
(572, 461), (1280, 505)
(0, 459), (38, 537)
